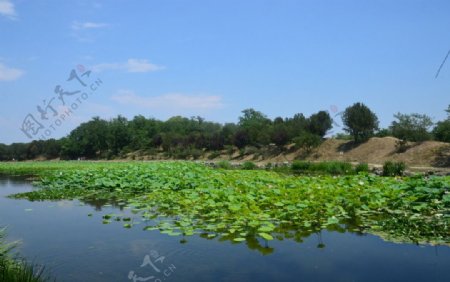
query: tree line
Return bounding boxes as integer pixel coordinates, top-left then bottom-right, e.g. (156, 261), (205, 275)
(1, 103), (449, 161)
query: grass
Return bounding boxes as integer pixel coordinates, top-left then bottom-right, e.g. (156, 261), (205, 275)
(0, 228), (51, 282)
(291, 160), (356, 175)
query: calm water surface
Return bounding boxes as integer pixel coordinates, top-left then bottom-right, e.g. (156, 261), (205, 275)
(0, 177), (449, 282)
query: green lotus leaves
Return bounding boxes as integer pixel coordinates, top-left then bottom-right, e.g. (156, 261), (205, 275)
(4, 161), (449, 246)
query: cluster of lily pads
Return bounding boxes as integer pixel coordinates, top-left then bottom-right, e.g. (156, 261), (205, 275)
(4, 161), (450, 247)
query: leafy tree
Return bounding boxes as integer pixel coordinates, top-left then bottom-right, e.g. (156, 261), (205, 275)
(390, 113), (433, 142)
(0, 144), (7, 161)
(270, 121), (290, 147)
(221, 123), (238, 145)
(285, 113), (308, 138)
(433, 105), (450, 143)
(233, 129), (251, 149)
(342, 103), (379, 143)
(293, 132), (322, 152)
(8, 143), (28, 160)
(433, 120), (450, 143)
(107, 115), (131, 155)
(60, 117), (109, 159)
(238, 109), (272, 145)
(307, 111), (333, 137)
(374, 128), (392, 137)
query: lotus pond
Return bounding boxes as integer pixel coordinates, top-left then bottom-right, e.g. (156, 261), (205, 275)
(0, 161), (449, 281)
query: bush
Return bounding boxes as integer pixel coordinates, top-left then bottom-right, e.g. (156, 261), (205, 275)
(243, 146), (260, 156)
(291, 160), (311, 171)
(265, 162), (273, 170)
(354, 163), (369, 173)
(395, 139), (410, 153)
(291, 161), (352, 175)
(216, 160), (232, 169)
(382, 161), (406, 176)
(190, 149), (203, 160)
(390, 113), (433, 142)
(207, 151), (221, 160)
(334, 133), (352, 140)
(433, 120), (450, 143)
(293, 133), (322, 152)
(241, 161), (257, 170)
(313, 161), (353, 175)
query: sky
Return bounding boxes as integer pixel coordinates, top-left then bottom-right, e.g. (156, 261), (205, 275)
(0, 0), (449, 144)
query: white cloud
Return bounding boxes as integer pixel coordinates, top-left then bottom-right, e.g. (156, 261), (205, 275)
(0, 63), (24, 81)
(92, 59), (165, 73)
(71, 21), (109, 30)
(0, 0), (16, 19)
(112, 90), (224, 110)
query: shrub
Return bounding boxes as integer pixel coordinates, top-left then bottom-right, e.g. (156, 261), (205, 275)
(224, 145), (235, 156)
(291, 161), (352, 175)
(216, 160), (232, 169)
(395, 139), (409, 153)
(354, 163), (369, 173)
(190, 149), (203, 160)
(241, 161), (257, 170)
(314, 161), (353, 175)
(334, 133), (353, 140)
(433, 120), (450, 143)
(382, 161), (406, 176)
(390, 113), (433, 142)
(243, 146), (260, 156)
(293, 133), (322, 152)
(207, 151), (221, 160)
(291, 160), (311, 171)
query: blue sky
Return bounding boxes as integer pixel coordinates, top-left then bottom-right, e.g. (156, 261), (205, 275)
(0, 0), (449, 144)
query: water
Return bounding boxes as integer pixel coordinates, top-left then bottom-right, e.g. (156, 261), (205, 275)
(0, 176), (449, 282)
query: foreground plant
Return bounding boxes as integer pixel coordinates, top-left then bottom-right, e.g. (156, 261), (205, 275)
(0, 228), (51, 282)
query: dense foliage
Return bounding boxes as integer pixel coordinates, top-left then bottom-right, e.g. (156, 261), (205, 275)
(1, 104), (449, 161)
(433, 107), (450, 143)
(3, 161), (449, 247)
(390, 113), (434, 142)
(342, 102), (379, 143)
(0, 109), (333, 161)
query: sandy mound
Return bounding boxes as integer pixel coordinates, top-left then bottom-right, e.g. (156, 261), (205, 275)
(307, 137), (450, 167)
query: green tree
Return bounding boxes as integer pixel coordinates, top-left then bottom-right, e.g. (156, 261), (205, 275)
(433, 105), (450, 143)
(60, 117), (109, 159)
(390, 113), (433, 142)
(293, 132), (322, 152)
(270, 122), (290, 147)
(342, 102), (379, 143)
(238, 109), (272, 145)
(285, 113), (308, 138)
(307, 111), (333, 137)
(433, 120), (450, 142)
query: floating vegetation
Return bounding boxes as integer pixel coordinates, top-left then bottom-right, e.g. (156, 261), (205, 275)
(3, 161), (449, 247)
